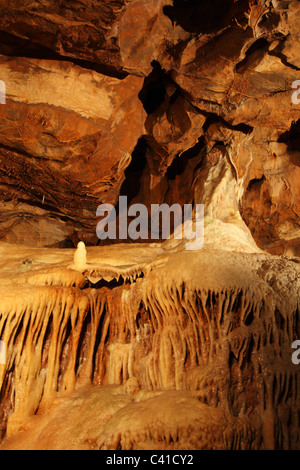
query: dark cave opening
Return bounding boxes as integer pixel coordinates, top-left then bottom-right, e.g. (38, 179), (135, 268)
(138, 61), (167, 115)
(163, 0), (250, 34)
(277, 120), (300, 169)
(246, 175), (266, 192)
(119, 137), (148, 203)
(166, 137), (205, 180)
(236, 38), (270, 73)
(278, 120), (300, 159)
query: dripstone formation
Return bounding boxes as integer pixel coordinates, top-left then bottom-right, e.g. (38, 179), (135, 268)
(0, 0), (299, 450)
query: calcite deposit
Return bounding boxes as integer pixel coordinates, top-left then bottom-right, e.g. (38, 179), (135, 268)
(0, 238), (299, 450)
(0, 0), (299, 450)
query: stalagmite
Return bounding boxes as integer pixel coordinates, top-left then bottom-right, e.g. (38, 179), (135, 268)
(74, 242), (87, 272)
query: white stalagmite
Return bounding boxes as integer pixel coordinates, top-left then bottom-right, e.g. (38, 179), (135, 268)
(74, 241), (87, 272)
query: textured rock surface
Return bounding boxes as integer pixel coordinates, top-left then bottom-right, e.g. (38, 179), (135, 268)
(0, 0), (298, 252)
(0, 240), (299, 449)
(0, 55), (145, 246)
(0, 0), (300, 451)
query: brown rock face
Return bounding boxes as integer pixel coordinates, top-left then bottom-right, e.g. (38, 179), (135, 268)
(0, 0), (299, 252)
(0, 57), (145, 245)
(0, 0), (299, 451)
(0, 0), (128, 73)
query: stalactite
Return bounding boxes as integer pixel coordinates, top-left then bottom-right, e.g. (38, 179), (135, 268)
(0, 244), (299, 449)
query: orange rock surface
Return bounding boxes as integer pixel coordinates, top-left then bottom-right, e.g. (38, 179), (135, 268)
(0, 0), (299, 450)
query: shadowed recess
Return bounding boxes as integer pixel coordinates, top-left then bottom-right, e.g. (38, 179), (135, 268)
(163, 0), (250, 34)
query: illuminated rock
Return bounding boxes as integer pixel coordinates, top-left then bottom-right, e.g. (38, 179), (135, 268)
(0, 0), (300, 451)
(0, 238), (299, 449)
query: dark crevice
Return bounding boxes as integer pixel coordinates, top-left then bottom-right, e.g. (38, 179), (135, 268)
(275, 308), (285, 331)
(258, 11), (280, 31)
(278, 120), (300, 168)
(203, 113), (253, 135)
(0, 30), (128, 79)
(96, 136), (150, 247)
(270, 53), (300, 72)
(244, 307), (254, 326)
(119, 137), (148, 203)
(92, 306), (109, 380)
(84, 278), (124, 289)
(141, 69), (253, 138)
(83, 271), (144, 289)
(136, 302), (150, 330)
(236, 38), (269, 73)
(138, 61), (167, 115)
(232, 290), (243, 313)
(59, 319), (73, 383)
(166, 137), (205, 180)
(75, 311), (91, 375)
(169, 87), (181, 106)
(246, 175), (266, 192)
(268, 35), (300, 72)
(205, 291), (218, 310)
(163, 0), (249, 34)
(213, 141), (227, 151)
(230, 122), (253, 134)
(278, 120), (300, 153)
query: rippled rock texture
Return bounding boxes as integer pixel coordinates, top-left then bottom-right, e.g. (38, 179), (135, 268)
(0, 241), (299, 449)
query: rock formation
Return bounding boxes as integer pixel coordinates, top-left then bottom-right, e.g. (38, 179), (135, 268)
(0, 0), (299, 450)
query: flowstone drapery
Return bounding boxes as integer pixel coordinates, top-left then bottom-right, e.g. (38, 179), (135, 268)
(0, 238), (299, 449)
(0, 0), (300, 450)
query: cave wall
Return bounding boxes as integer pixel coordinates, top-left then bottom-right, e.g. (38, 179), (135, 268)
(0, 0), (299, 253)
(0, 0), (300, 451)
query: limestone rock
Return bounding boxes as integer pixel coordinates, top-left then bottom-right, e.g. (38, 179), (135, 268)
(0, 240), (299, 449)
(0, 0), (300, 451)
